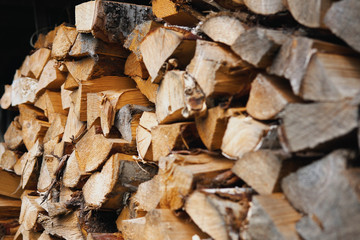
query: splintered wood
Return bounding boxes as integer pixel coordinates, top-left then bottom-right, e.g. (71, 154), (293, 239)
(1, 0), (360, 239)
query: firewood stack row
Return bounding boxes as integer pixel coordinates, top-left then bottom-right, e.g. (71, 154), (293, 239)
(1, 0), (360, 239)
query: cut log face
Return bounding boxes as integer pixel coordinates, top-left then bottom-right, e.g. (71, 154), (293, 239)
(287, 0), (332, 28)
(35, 90), (68, 117)
(279, 101), (358, 152)
(75, 1), (96, 33)
(22, 118), (50, 151)
(0, 149), (20, 171)
(247, 193), (301, 240)
(282, 150), (360, 239)
(51, 24), (78, 59)
(299, 52), (360, 101)
(0, 84), (12, 109)
(69, 33), (129, 58)
(118, 217), (146, 240)
(62, 103), (86, 143)
(61, 83), (72, 110)
(11, 77), (38, 106)
(186, 40), (253, 98)
(155, 70), (186, 124)
(29, 48), (51, 79)
(231, 27), (288, 68)
(324, 0), (360, 53)
(43, 113), (67, 143)
(0, 195), (21, 219)
(136, 112), (158, 161)
(244, 0), (285, 15)
(4, 117), (23, 150)
(246, 73), (300, 120)
(124, 52), (149, 79)
(132, 76), (158, 103)
(19, 55), (33, 78)
(0, 169), (23, 199)
(140, 27), (196, 81)
(37, 153), (60, 192)
(221, 115), (269, 159)
(185, 189), (250, 240)
(36, 59), (66, 96)
(21, 140), (43, 189)
(64, 73), (80, 90)
(200, 13), (247, 46)
(19, 191), (45, 231)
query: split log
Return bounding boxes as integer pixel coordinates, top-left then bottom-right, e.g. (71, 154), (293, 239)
(136, 112), (158, 161)
(246, 74), (300, 120)
(43, 114), (67, 143)
(64, 56), (126, 82)
(19, 191), (45, 231)
(279, 101), (358, 152)
(11, 77), (38, 106)
(286, 0), (332, 28)
(64, 74), (79, 90)
(87, 233), (124, 240)
(0, 195), (21, 219)
(124, 53), (149, 79)
(69, 33), (128, 58)
(4, 117), (23, 150)
(0, 149), (20, 171)
(83, 153), (157, 209)
(51, 24), (78, 59)
(269, 36), (354, 95)
(244, 0), (285, 15)
(247, 193), (301, 240)
(132, 76), (158, 103)
(120, 217), (146, 240)
(21, 117), (49, 151)
(36, 59), (66, 95)
(221, 115), (269, 159)
(140, 27), (196, 82)
(61, 83), (72, 110)
(35, 90), (68, 118)
(195, 107), (245, 151)
(187, 40), (253, 98)
(62, 103), (86, 143)
(75, 0), (152, 43)
(0, 169), (23, 198)
(151, 122), (203, 160)
(21, 140), (43, 189)
(37, 151), (60, 192)
(282, 149), (360, 239)
(14, 225), (41, 240)
(71, 76), (136, 121)
(18, 104), (47, 127)
(200, 13), (247, 46)
(62, 150), (89, 189)
(152, 0), (200, 26)
(231, 27), (288, 68)
(185, 188), (251, 240)
(29, 48), (51, 79)
(0, 84), (12, 109)
(19, 56), (33, 78)
(324, 0), (360, 53)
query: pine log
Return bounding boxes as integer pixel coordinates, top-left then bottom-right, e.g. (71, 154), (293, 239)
(51, 24), (78, 59)
(75, 0), (152, 43)
(71, 76), (136, 121)
(35, 90), (68, 118)
(136, 112), (158, 161)
(19, 191), (45, 231)
(0, 84), (12, 109)
(4, 117), (23, 150)
(124, 53), (149, 79)
(244, 0), (285, 14)
(132, 76), (158, 103)
(195, 107), (245, 151)
(11, 77), (38, 106)
(29, 48), (51, 79)
(299, 52), (360, 101)
(324, 0), (360, 53)
(279, 101), (358, 152)
(185, 188), (250, 240)
(231, 27), (288, 68)
(0, 149), (20, 171)
(269, 36), (354, 95)
(21, 140), (43, 189)
(61, 83), (72, 110)
(124, 20), (162, 59)
(187, 40), (253, 98)
(286, 0), (332, 28)
(64, 56), (126, 82)
(140, 27), (196, 82)
(151, 122), (203, 160)
(36, 59), (66, 95)
(246, 73), (300, 120)
(69, 33), (128, 58)
(152, 0), (200, 26)
(0, 195), (21, 219)
(0, 169), (23, 198)
(282, 150), (360, 239)
(247, 193), (301, 240)
(83, 153), (157, 209)
(221, 115), (269, 159)
(62, 103), (86, 143)
(200, 13), (247, 46)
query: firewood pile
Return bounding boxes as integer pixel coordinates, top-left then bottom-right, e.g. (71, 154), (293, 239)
(0, 0), (360, 239)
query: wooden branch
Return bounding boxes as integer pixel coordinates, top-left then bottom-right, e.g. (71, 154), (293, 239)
(51, 24), (78, 59)
(29, 48), (51, 79)
(132, 76), (158, 103)
(11, 77), (38, 106)
(187, 40), (253, 98)
(0, 84), (12, 109)
(247, 193), (301, 240)
(246, 73), (300, 120)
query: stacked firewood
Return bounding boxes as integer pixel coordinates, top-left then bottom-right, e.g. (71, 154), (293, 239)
(0, 0), (360, 239)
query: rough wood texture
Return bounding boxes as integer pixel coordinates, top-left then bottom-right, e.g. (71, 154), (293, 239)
(324, 0), (360, 52)
(231, 27), (288, 68)
(124, 53), (149, 79)
(52, 24), (78, 59)
(43, 113), (67, 143)
(221, 115), (269, 159)
(0, 195), (21, 219)
(76, 0), (152, 43)
(200, 13), (247, 46)
(21, 117), (49, 151)
(21, 140), (43, 189)
(247, 193), (301, 240)
(244, 0), (285, 15)
(287, 0), (332, 28)
(61, 83), (72, 110)
(19, 191), (45, 231)
(246, 74), (300, 120)
(282, 150), (360, 239)
(36, 59), (66, 95)
(279, 101), (358, 152)
(29, 48), (51, 79)
(187, 40), (253, 98)
(185, 189), (250, 240)
(4, 117), (23, 150)
(0, 149), (20, 171)
(19, 56), (33, 78)
(0, 84), (12, 109)
(62, 103), (86, 143)
(69, 33), (129, 58)
(0, 169), (23, 198)
(11, 77), (38, 106)
(35, 90), (68, 117)
(136, 112), (158, 161)
(140, 27), (196, 82)
(132, 76), (158, 103)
